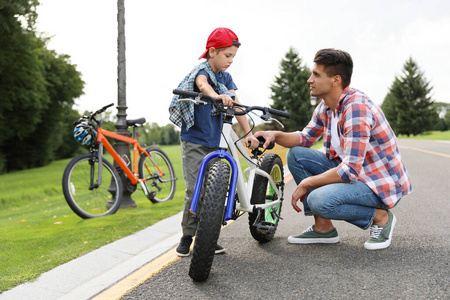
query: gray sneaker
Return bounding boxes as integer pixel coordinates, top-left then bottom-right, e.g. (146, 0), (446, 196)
(364, 210), (397, 250)
(288, 225), (340, 244)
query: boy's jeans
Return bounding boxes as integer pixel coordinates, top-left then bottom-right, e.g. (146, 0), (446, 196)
(287, 146), (389, 229)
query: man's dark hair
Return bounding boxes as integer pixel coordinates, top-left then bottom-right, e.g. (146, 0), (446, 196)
(314, 49), (353, 88)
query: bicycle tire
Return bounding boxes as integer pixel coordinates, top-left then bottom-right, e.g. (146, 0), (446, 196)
(189, 160), (229, 282)
(248, 153), (284, 242)
(138, 147), (176, 203)
(62, 153), (123, 219)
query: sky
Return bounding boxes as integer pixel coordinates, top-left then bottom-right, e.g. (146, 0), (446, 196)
(35, 0), (450, 126)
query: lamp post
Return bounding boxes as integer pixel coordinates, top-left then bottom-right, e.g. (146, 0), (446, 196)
(114, 0), (137, 207)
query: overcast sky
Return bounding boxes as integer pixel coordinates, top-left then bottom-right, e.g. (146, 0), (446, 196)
(36, 0), (450, 126)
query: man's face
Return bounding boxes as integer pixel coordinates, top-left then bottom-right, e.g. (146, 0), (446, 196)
(307, 63), (334, 98)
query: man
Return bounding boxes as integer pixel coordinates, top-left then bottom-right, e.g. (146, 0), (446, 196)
(254, 49), (412, 250)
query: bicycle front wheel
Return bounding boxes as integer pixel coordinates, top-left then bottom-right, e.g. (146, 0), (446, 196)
(138, 147), (176, 203)
(62, 153), (123, 219)
(189, 160), (230, 282)
(248, 153), (284, 242)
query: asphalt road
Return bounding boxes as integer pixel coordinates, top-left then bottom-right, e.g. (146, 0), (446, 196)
(123, 139), (450, 300)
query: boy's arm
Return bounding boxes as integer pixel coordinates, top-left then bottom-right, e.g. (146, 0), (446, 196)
(196, 75), (233, 106)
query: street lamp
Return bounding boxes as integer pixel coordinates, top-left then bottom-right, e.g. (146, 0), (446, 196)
(113, 0), (137, 207)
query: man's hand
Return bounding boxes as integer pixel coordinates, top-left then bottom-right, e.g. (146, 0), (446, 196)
(253, 131), (278, 149)
(291, 181), (308, 213)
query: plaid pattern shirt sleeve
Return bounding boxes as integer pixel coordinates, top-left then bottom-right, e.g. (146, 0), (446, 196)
(169, 61), (228, 129)
(298, 87), (412, 208)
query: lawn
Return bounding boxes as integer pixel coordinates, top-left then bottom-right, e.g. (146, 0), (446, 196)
(0, 146), (185, 292)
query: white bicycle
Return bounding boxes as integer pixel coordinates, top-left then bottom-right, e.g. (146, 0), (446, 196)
(173, 89), (290, 282)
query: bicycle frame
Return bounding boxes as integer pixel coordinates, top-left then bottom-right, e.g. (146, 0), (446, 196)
(190, 122), (284, 224)
(94, 127), (163, 194)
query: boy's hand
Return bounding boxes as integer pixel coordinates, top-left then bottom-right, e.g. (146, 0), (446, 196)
(214, 94), (234, 106)
(245, 134), (259, 149)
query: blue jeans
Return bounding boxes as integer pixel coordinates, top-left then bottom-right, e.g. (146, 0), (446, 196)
(287, 147), (389, 229)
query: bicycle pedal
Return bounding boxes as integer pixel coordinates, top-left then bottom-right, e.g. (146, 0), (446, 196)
(255, 221), (276, 235)
(146, 191), (156, 200)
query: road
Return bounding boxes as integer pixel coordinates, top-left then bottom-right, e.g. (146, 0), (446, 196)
(122, 139), (450, 299)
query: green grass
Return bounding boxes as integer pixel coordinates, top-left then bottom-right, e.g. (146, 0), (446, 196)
(398, 130), (450, 140)
(0, 145), (184, 292)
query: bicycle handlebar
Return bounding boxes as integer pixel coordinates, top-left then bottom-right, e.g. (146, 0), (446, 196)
(172, 89), (290, 119)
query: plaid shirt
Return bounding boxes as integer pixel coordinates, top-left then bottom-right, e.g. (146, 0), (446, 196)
(298, 87), (412, 208)
(169, 61), (228, 129)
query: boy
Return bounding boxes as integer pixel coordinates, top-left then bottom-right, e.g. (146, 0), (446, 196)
(169, 27), (259, 256)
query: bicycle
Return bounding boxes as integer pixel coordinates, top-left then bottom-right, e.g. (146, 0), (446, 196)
(62, 103), (177, 219)
(172, 89), (290, 281)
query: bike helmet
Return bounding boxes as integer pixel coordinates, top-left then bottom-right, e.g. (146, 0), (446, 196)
(73, 122), (97, 146)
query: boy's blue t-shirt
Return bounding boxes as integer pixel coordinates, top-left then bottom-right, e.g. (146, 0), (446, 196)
(180, 70), (237, 148)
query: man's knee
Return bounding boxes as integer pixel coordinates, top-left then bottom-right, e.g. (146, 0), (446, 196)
(287, 146), (309, 168)
(307, 189), (333, 218)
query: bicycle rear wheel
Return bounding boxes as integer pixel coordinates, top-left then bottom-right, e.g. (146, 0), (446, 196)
(189, 160), (229, 282)
(248, 153), (284, 242)
(62, 153), (123, 219)
(138, 147), (176, 203)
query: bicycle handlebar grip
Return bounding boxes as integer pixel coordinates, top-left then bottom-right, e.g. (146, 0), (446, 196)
(268, 108), (290, 119)
(173, 89), (199, 98)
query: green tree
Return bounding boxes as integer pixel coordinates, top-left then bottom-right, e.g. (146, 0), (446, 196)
(381, 58), (436, 136)
(270, 47), (312, 131)
(0, 1), (85, 172)
(431, 102), (450, 131)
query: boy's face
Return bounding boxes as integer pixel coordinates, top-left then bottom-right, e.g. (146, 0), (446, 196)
(208, 46), (238, 73)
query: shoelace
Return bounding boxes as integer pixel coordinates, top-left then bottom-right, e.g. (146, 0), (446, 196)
(369, 225), (383, 239)
(303, 226), (314, 233)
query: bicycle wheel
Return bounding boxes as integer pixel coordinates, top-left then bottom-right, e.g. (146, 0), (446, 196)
(138, 147), (176, 203)
(62, 153), (123, 219)
(189, 160), (230, 282)
(248, 153), (284, 242)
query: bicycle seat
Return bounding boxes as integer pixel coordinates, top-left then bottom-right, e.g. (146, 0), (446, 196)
(127, 118), (146, 126)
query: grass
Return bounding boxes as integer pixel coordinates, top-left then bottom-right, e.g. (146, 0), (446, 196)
(0, 145), (184, 292)
(398, 130), (450, 140)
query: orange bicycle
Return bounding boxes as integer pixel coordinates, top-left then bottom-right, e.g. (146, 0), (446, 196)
(62, 103), (177, 219)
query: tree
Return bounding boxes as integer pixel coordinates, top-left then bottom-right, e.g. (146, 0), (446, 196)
(269, 47), (312, 131)
(137, 123), (179, 146)
(431, 102), (450, 131)
(381, 58), (436, 136)
(0, 1), (84, 172)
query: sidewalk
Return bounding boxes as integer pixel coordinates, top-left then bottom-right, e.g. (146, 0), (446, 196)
(0, 212), (183, 300)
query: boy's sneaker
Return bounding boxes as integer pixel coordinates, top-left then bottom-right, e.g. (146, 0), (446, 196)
(176, 236), (226, 256)
(364, 210), (397, 250)
(215, 244), (226, 254)
(288, 225), (340, 244)
(176, 235), (193, 257)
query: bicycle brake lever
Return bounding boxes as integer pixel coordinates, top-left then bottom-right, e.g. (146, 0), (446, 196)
(269, 117), (285, 129)
(177, 98), (208, 105)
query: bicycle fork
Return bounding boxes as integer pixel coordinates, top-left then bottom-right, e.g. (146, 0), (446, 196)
(89, 144), (103, 190)
(190, 149), (238, 225)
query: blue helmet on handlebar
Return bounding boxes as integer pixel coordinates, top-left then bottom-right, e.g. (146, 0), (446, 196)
(73, 122), (97, 146)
